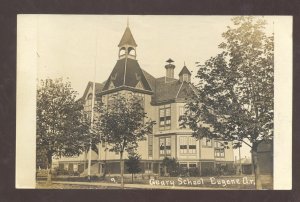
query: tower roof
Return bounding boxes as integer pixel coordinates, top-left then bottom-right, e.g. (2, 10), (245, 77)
(102, 58), (152, 93)
(118, 26), (137, 47)
(179, 66), (191, 75)
(166, 58), (174, 63)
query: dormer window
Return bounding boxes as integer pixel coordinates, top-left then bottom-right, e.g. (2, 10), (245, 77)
(183, 74), (189, 82)
(179, 64), (191, 83)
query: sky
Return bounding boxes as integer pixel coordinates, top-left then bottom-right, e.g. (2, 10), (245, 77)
(36, 15), (275, 159)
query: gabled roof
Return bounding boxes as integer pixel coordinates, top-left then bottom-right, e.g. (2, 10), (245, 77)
(81, 81), (105, 100)
(176, 82), (194, 100)
(179, 66), (191, 75)
(118, 27), (137, 47)
(148, 76), (193, 104)
(152, 79), (182, 104)
(102, 58), (152, 93)
(142, 69), (156, 91)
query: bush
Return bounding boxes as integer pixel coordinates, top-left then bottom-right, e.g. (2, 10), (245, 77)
(200, 164), (236, 176)
(52, 167), (79, 176)
(162, 157), (180, 177)
(188, 168), (200, 177)
(201, 168), (218, 176)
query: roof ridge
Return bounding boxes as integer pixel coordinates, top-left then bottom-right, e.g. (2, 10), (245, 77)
(175, 81), (184, 99)
(123, 57), (128, 86)
(140, 69), (154, 91)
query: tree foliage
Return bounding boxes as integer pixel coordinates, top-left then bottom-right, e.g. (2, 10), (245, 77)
(184, 16), (274, 149)
(182, 16), (274, 189)
(126, 153), (142, 174)
(95, 92), (155, 187)
(162, 157), (180, 177)
(95, 93), (155, 155)
(36, 78), (94, 176)
(125, 153), (142, 183)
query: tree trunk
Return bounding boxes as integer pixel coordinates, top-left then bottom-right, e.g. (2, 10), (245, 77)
(84, 150), (87, 170)
(102, 160), (107, 178)
(120, 152), (124, 189)
(252, 145), (262, 189)
(164, 165), (167, 176)
(46, 153), (52, 185)
(132, 173), (133, 183)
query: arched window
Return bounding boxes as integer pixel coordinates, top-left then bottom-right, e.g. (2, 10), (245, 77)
(119, 47), (126, 56)
(128, 47), (136, 56)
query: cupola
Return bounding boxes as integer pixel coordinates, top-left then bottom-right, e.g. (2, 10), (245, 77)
(179, 63), (191, 82)
(118, 20), (137, 60)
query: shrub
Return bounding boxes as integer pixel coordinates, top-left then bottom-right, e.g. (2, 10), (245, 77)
(201, 168), (218, 176)
(188, 168), (200, 177)
(162, 157), (180, 177)
(53, 167), (71, 176)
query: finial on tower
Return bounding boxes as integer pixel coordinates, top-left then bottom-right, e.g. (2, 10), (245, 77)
(127, 16), (129, 27)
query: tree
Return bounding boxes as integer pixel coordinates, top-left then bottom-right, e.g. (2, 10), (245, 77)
(125, 153), (142, 183)
(162, 157), (180, 177)
(95, 92), (155, 188)
(37, 78), (94, 183)
(36, 147), (48, 169)
(183, 17), (273, 189)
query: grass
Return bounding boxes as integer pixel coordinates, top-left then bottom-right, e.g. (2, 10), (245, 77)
(36, 181), (120, 189)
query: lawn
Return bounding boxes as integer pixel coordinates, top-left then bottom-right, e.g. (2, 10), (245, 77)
(36, 181), (120, 189)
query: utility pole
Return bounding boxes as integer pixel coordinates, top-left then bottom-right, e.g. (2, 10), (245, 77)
(87, 35), (98, 180)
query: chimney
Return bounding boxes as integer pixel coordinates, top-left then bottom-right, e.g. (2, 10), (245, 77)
(165, 58), (175, 79)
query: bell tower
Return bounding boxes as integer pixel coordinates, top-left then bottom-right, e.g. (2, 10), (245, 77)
(118, 20), (137, 60)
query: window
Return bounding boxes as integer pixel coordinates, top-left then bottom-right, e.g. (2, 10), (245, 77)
(189, 137), (197, 154)
(73, 164), (78, 172)
(108, 81), (115, 89)
(159, 104), (171, 130)
(189, 163), (197, 168)
(180, 163), (188, 169)
(119, 47), (126, 56)
(178, 106), (195, 128)
(179, 137), (188, 154)
(183, 74), (189, 82)
(202, 137), (212, 147)
(135, 81), (144, 89)
(179, 162), (197, 169)
(159, 137), (171, 156)
(180, 136), (197, 154)
(215, 148), (225, 158)
(179, 106), (185, 120)
(214, 141), (223, 148)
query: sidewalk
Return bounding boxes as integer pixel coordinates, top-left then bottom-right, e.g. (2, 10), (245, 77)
(51, 181), (230, 190)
